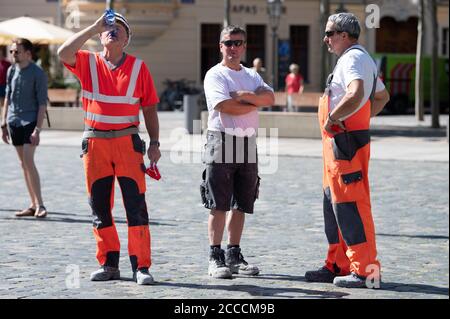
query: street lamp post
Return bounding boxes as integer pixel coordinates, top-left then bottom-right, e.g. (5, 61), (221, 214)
(320, 0), (330, 91)
(224, 0), (231, 27)
(267, 0), (283, 91)
(335, 2), (347, 13)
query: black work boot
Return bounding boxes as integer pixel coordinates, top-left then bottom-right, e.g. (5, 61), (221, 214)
(305, 266), (337, 283)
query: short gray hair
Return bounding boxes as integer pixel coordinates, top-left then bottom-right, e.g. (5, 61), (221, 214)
(220, 25), (246, 42)
(328, 13), (361, 40)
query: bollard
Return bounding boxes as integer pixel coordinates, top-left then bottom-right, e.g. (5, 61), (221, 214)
(447, 116), (449, 143)
(184, 94), (200, 134)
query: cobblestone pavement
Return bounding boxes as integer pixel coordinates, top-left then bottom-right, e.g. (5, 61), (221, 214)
(0, 135), (448, 299)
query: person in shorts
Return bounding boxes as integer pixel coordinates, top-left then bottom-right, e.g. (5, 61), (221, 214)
(201, 25), (274, 279)
(1, 38), (48, 218)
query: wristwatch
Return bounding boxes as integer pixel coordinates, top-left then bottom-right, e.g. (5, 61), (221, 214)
(328, 112), (338, 123)
(34, 127), (42, 133)
(149, 140), (160, 147)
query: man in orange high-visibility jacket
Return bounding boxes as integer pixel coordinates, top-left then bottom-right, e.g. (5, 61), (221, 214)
(305, 13), (390, 288)
(58, 13), (160, 285)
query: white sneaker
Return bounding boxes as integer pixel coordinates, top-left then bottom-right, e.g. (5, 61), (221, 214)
(90, 266), (120, 281)
(208, 247), (232, 279)
(133, 268), (154, 285)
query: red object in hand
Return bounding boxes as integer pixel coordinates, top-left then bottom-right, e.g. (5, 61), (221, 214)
(145, 164), (161, 180)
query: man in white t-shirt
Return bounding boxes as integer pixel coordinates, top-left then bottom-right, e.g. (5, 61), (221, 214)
(305, 13), (389, 288)
(201, 25), (274, 279)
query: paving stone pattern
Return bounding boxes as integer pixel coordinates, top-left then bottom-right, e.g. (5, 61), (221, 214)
(0, 143), (448, 299)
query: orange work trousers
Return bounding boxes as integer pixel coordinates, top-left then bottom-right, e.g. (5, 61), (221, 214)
(82, 134), (151, 272)
(318, 93), (381, 278)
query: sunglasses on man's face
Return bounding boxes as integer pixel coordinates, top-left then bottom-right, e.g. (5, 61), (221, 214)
(325, 30), (342, 38)
(222, 40), (245, 47)
(9, 50), (21, 54)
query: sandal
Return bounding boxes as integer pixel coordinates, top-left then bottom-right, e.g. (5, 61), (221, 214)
(15, 207), (36, 217)
(35, 205), (48, 218)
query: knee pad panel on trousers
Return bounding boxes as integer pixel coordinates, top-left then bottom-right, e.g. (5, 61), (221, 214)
(117, 176), (149, 226)
(332, 130), (370, 161)
(334, 202), (367, 246)
(90, 176), (114, 229)
(323, 188), (339, 244)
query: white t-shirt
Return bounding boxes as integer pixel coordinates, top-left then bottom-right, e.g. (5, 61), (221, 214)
(329, 44), (386, 120)
(204, 63), (273, 137)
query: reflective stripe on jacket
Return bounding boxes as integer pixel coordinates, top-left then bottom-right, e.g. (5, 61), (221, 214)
(82, 53), (143, 130)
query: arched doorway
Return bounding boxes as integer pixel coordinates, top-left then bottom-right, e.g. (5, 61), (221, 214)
(376, 16), (418, 53)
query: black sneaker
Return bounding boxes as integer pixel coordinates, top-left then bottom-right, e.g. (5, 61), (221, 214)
(208, 247), (232, 279)
(225, 247), (260, 276)
(305, 266), (336, 283)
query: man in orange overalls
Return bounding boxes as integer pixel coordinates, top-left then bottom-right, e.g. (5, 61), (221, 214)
(305, 13), (389, 288)
(58, 13), (160, 285)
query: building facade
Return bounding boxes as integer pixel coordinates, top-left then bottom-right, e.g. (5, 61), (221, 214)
(1, 0), (448, 93)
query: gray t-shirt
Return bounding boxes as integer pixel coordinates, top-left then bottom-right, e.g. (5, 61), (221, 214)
(5, 62), (48, 126)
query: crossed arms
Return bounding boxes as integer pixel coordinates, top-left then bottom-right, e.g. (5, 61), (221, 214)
(215, 87), (275, 116)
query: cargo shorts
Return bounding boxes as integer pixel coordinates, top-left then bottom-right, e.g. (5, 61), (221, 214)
(200, 131), (261, 214)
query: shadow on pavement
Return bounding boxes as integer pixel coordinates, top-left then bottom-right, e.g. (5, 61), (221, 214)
(249, 273), (306, 282)
(377, 233), (449, 240)
(247, 274), (449, 297)
(380, 282), (449, 296)
(154, 279), (447, 298)
(155, 281), (349, 299)
(0, 209), (176, 227)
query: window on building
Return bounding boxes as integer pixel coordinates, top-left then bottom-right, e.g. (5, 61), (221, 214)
(376, 17), (418, 53)
(290, 25), (309, 84)
(201, 24), (221, 81)
(442, 27), (449, 57)
(245, 25), (266, 68)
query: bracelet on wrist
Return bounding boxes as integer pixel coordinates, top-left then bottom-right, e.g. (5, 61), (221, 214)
(328, 112), (337, 123)
(34, 127), (41, 133)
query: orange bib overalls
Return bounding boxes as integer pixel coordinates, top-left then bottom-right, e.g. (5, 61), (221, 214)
(318, 70), (381, 278)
